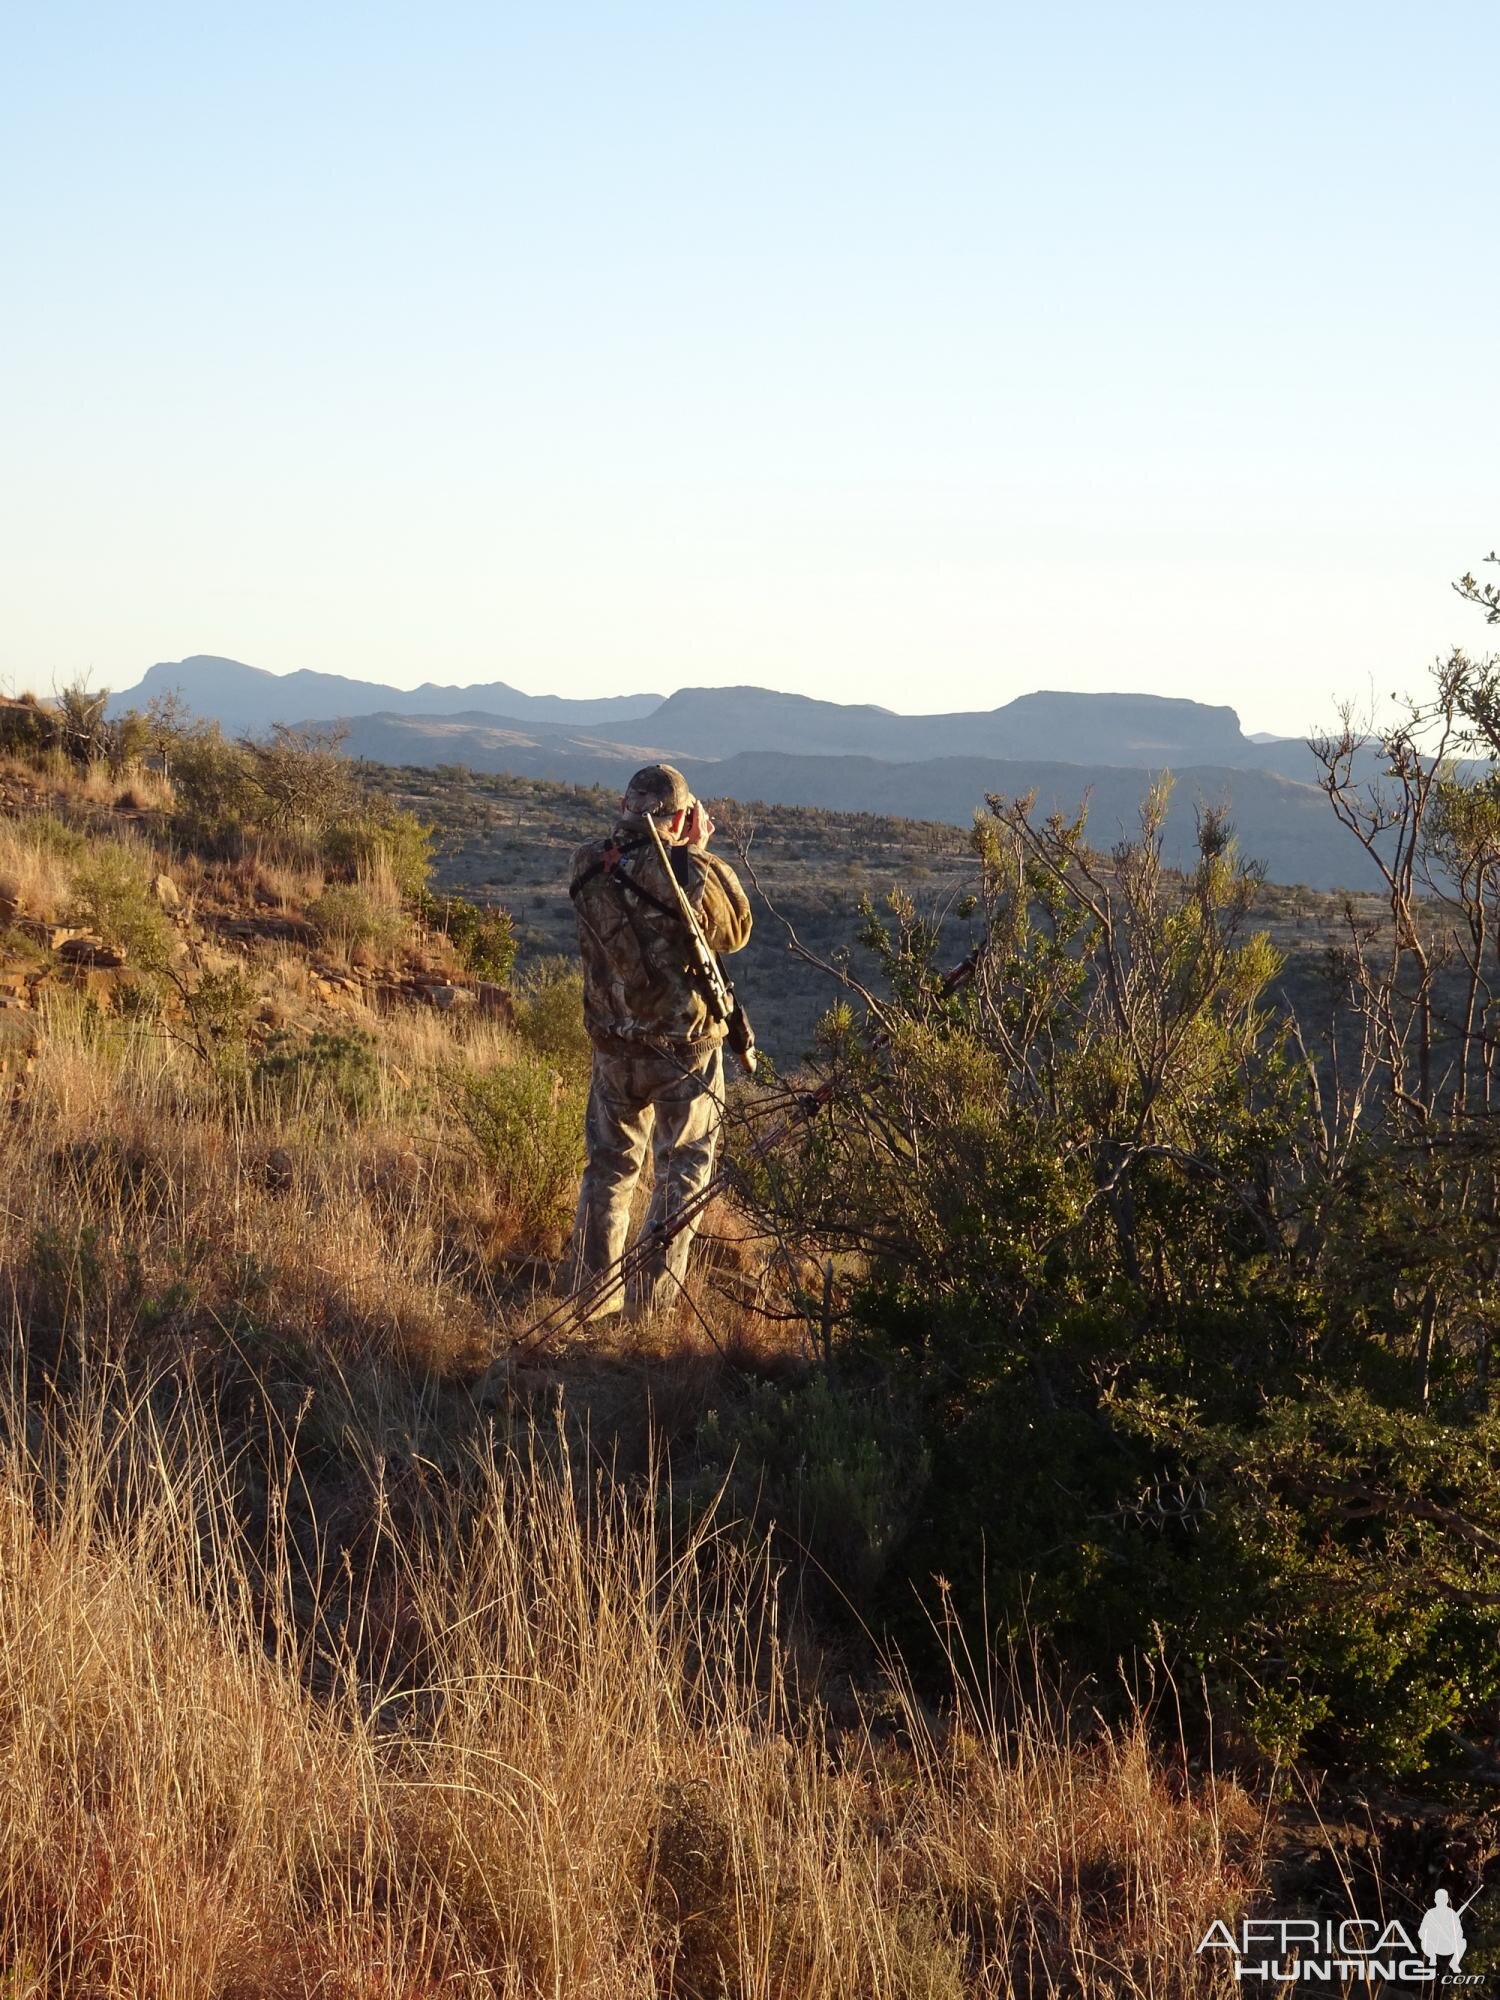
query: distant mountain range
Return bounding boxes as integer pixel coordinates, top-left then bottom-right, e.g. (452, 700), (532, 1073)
(107, 654), (1379, 889)
(111, 656), (664, 733)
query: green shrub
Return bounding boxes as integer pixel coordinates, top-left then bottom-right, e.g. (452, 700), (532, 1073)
(307, 884), (404, 958)
(243, 724), (360, 836)
(171, 726), (256, 847)
(513, 957), (589, 1074)
(252, 1028), (382, 1120)
(27, 815), (87, 862)
(65, 843), (174, 971)
(423, 891), (517, 984)
(164, 720), (420, 876)
(324, 802), (435, 898)
(0, 696), (60, 758)
(452, 1052), (585, 1250)
(186, 967), (258, 1064)
(755, 759), (1500, 1784)
(1129, 1387), (1500, 1774)
(25, 1222), (109, 1350)
(107, 710), (151, 773)
(55, 681), (111, 764)
(890, 1341), (1500, 1776)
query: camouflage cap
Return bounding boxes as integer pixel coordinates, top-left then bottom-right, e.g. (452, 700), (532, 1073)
(621, 762), (693, 817)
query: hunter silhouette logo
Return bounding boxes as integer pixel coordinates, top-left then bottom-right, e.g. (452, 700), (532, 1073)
(1420, 1889), (1476, 1972)
(1197, 1886), (1485, 1984)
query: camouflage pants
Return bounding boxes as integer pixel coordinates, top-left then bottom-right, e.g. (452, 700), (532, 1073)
(567, 1040), (725, 1319)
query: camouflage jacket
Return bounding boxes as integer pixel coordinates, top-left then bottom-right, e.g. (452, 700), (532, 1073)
(569, 826), (752, 1049)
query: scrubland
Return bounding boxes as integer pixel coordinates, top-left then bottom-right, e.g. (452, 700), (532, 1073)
(0, 734), (1266, 1995)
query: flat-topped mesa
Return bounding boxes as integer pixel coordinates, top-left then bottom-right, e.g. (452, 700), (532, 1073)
(993, 690), (1246, 764)
(572, 684), (1252, 767)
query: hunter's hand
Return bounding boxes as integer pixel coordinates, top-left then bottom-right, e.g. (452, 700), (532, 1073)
(684, 800), (715, 849)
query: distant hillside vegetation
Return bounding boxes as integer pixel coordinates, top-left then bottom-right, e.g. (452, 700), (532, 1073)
(334, 725), (1379, 891)
(99, 654), (1393, 888)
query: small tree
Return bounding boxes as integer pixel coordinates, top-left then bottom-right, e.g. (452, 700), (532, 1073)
(170, 724), (257, 849)
(242, 723), (360, 835)
(54, 680), (111, 764)
(143, 690), (191, 779)
(1308, 591), (1500, 1408)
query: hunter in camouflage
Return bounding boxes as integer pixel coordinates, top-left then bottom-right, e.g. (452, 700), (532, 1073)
(566, 763), (753, 1318)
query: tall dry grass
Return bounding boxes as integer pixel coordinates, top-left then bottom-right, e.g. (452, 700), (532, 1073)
(0, 1355), (1262, 1999)
(73, 757), (176, 813)
(7, 992), (497, 1377)
(0, 812), (169, 931)
(0, 816), (79, 923)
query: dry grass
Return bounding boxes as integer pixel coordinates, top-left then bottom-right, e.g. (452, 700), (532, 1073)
(258, 858), (327, 911)
(0, 1360), (1262, 1999)
(73, 757), (176, 813)
(357, 846), (409, 912)
(7, 995), (496, 1376)
(0, 818), (78, 923)
(0, 749), (174, 816)
(173, 852), (327, 914)
(379, 1005), (515, 1072)
(74, 757), (120, 804)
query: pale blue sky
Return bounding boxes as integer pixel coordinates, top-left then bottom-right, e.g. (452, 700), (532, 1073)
(2, 2), (1495, 734)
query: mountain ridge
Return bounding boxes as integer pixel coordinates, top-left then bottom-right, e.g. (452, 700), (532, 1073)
(108, 656), (666, 732)
(613, 684), (1253, 765)
(111, 655), (1291, 768)
(102, 653), (1371, 887)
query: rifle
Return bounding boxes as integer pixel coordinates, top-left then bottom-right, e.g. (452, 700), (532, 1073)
(645, 809), (757, 1076)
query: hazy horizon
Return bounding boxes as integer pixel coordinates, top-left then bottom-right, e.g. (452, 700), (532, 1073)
(101, 650), (1307, 732)
(4, 2), (1496, 738)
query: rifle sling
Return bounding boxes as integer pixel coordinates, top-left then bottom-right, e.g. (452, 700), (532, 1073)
(608, 868), (690, 927)
(567, 834), (647, 897)
(570, 843), (701, 929)
(570, 845), (735, 1010)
